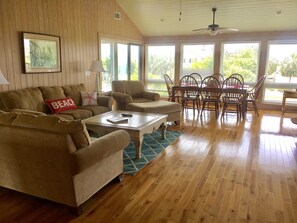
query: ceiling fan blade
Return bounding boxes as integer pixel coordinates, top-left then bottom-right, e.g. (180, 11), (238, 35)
(192, 28), (209, 32)
(219, 27), (239, 31)
(192, 8), (238, 34)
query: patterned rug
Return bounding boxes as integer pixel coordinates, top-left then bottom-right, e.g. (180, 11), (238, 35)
(123, 130), (182, 175)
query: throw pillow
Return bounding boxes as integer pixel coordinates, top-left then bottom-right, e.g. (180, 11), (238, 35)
(80, 91), (98, 106)
(45, 97), (77, 114)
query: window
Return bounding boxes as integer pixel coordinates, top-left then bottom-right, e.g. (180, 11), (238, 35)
(101, 42), (115, 92)
(264, 42), (297, 103)
(181, 44), (214, 79)
(130, 45), (141, 81)
(221, 43), (260, 83)
(100, 39), (142, 91)
(145, 45), (175, 96)
(117, 43), (128, 80)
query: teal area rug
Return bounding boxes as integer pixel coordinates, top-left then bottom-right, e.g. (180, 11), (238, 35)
(123, 130), (182, 175)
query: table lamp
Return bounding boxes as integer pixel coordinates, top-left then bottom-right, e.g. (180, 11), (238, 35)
(89, 60), (105, 93)
(0, 69), (9, 85)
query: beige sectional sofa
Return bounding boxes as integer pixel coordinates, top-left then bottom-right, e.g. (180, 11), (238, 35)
(112, 80), (160, 110)
(0, 110), (130, 212)
(0, 83), (113, 120)
(112, 80), (181, 124)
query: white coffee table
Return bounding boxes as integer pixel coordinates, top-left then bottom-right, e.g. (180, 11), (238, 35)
(83, 111), (167, 159)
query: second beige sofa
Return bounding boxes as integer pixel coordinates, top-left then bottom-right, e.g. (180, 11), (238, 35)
(0, 83), (113, 120)
(0, 110), (130, 212)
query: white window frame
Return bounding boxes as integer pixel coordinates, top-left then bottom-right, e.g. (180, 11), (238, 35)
(180, 42), (215, 79)
(145, 44), (176, 94)
(100, 37), (143, 91)
(263, 40), (297, 104)
(220, 41), (261, 84)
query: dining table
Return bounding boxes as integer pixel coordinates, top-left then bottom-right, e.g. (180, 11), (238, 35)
(171, 85), (249, 119)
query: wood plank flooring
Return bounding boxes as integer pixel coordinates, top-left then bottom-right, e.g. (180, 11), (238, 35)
(1, 110), (297, 223)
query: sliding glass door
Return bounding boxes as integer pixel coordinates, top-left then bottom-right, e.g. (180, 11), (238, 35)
(130, 45), (141, 80)
(264, 42), (297, 104)
(117, 43), (128, 80)
(101, 39), (142, 91)
(101, 42), (115, 92)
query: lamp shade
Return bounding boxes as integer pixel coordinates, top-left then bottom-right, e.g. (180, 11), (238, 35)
(0, 70), (9, 84)
(89, 60), (105, 73)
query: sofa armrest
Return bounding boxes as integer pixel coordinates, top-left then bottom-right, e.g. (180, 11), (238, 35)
(1, 108), (47, 116)
(97, 95), (113, 110)
(112, 92), (133, 104)
(71, 130), (130, 174)
(142, 91), (160, 101)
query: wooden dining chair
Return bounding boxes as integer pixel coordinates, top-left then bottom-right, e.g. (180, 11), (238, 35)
(200, 76), (222, 118)
(230, 73), (244, 85)
(164, 74), (180, 102)
(179, 75), (200, 115)
(190, 73), (203, 107)
(190, 73), (203, 84)
(221, 76), (244, 121)
(212, 73), (224, 84)
(246, 75), (266, 116)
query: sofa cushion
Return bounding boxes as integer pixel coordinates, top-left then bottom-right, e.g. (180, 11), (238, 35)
(63, 83), (86, 106)
(0, 113), (91, 149)
(58, 108), (93, 120)
(0, 88), (46, 112)
(0, 111), (16, 124)
(127, 100), (182, 113)
(39, 86), (66, 100)
(78, 105), (110, 116)
(48, 113), (75, 121)
(132, 98), (154, 103)
(112, 81), (144, 98)
(125, 81), (144, 98)
(1, 109), (47, 116)
(80, 91), (98, 106)
(45, 97), (77, 114)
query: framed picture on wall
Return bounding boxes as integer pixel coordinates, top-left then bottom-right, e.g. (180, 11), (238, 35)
(22, 32), (61, 73)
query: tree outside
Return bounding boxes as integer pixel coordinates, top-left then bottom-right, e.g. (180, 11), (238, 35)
(189, 56), (214, 78)
(279, 53), (297, 82)
(146, 45), (175, 96)
(222, 45), (259, 83)
(147, 55), (174, 79)
(181, 44), (214, 78)
(101, 57), (114, 91)
(130, 60), (138, 80)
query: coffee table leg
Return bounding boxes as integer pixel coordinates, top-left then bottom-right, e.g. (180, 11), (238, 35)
(160, 122), (167, 139)
(134, 135), (143, 159)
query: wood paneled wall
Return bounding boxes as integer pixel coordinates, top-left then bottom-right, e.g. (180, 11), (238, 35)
(0, 0), (143, 92)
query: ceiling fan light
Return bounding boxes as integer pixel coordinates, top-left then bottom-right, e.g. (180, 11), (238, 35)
(209, 29), (219, 36)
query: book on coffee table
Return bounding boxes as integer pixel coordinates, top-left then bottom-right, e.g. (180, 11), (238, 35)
(106, 117), (128, 124)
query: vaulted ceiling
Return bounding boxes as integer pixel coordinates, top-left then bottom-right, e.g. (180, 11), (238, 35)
(116, 0), (297, 37)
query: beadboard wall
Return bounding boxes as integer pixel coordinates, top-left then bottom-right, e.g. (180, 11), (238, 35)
(0, 0), (143, 92)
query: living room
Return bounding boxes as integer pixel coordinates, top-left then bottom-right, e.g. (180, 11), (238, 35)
(1, 0), (297, 222)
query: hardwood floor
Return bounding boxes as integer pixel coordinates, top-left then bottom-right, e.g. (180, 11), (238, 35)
(1, 110), (297, 223)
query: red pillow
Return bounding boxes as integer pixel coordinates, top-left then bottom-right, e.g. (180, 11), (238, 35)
(45, 97), (77, 114)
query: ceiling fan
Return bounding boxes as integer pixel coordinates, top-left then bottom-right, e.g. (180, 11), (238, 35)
(192, 8), (239, 35)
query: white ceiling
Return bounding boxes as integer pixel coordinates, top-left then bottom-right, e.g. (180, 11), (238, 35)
(116, 0), (297, 37)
